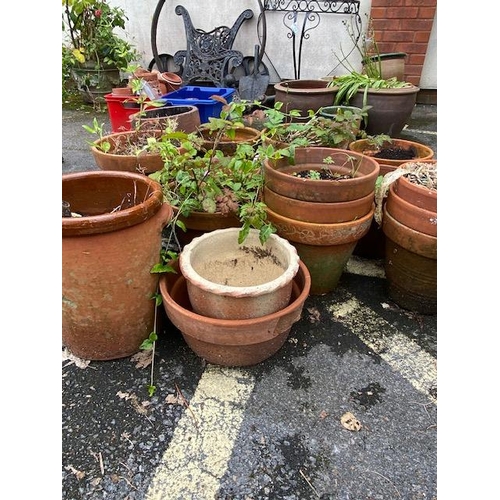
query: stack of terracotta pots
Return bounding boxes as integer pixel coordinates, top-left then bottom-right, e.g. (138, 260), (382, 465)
(381, 160), (437, 314)
(263, 147), (380, 295)
(159, 228), (311, 366)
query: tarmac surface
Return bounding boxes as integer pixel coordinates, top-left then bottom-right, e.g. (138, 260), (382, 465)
(62, 100), (438, 500)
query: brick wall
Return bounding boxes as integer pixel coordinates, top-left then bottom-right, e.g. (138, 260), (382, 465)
(370, 0), (437, 86)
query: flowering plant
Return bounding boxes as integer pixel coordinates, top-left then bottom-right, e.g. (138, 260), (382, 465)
(62, 0), (139, 71)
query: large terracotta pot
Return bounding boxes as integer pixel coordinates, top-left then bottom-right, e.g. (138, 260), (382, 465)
(348, 138), (434, 168)
(159, 259), (311, 366)
(179, 228), (300, 320)
(62, 171), (173, 360)
(131, 105), (201, 133)
(266, 206), (374, 295)
(91, 130), (164, 174)
(274, 79), (337, 120)
(263, 147), (380, 202)
(382, 208), (437, 314)
(348, 84), (420, 136)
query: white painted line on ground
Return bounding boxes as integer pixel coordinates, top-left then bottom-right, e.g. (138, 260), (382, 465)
(327, 296), (437, 404)
(146, 365), (255, 500)
(402, 126), (437, 136)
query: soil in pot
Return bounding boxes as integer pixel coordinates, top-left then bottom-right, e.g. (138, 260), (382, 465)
(179, 228), (300, 320)
(373, 145), (417, 161)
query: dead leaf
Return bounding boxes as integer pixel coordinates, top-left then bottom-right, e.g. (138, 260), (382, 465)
(62, 348), (91, 369)
(340, 411), (362, 431)
(65, 465), (85, 480)
(319, 410), (329, 420)
(307, 307), (321, 323)
(130, 350), (153, 369)
(165, 393), (181, 405)
(116, 391), (149, 415)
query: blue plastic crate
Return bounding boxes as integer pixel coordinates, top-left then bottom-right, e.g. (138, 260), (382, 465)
(160, 86), (235, 123)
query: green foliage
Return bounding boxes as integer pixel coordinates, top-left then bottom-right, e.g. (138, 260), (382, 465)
(62, 0), (139, 71)
(148, 100), (286, 247)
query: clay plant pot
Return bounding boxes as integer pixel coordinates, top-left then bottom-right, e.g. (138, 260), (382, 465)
(386, 183), (437, 237)
(62, 171), (173, 360)
(263, 186), (374, 224)
(157, 71), (182, 94)
(349, 138), (434, 168)
(274, 79), (337, 120)
(159, 259), (311, 366)
(353, 164), (398, 259)
(130, 105), (201, 133)
(197, 126), (262, 155)
(348, 84), (420, 136)
(266, 206), (374, 295)
(382, 207), (436, 314)
(264, 147), (380, 202)
(174, 209), (241, 248)
(394, 160), (437, 211)
(91, 130), (164, 174)
(179, 228), (300, 320)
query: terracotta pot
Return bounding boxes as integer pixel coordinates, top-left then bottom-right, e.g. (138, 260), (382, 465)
(382, 207), (436, 314)
(131, 105), (201, 133)
(266, 205), (374, 295)
(62, 171), (173, 360)
(263, 186), (374, 224)
(179, 228), (300, 319)
(157, 72), (182, 94)
(353, 164), (398, 259)
(197, 126), (262, 155)
(349, 138), (434, 168)
(112, 86), (134, 97)
(364, 52), (407, 81)
(274, 79), (337, 120)
(386, 183), (437, 237)
(91, 130), (164, 174)
(394, 160), (437, 212)
(348, 84), (420, 136)
(264, 147), (380, 202)
(159, 259), (311, 366)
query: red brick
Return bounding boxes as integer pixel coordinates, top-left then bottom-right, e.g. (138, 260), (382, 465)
(418, 6), (437, 18)
(370, 7), (389, 19)
(397, 42), (427, 54)
(406, 0), (436, 7)
(400, 19), (433, 31)
(385, 7), (420, 18)
(372, 0), (405, 6)
(372, 19), (401, 32)
(383, 31), (414, 42)
(414, 31), (431, 43)
(408, 54), (426, 65)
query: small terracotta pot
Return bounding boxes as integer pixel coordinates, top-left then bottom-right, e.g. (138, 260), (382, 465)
(157, 72), (182, 94)
(348, 138), (434, 168)
(62, 171), (173, 360)
(91, 130), (164, 174)
(386, 183), (437, 236)
(264, 147), (380, 202)
(266, 205), (374, 294)
(197, 126), (262, 155)
(382, 207), (436, 314)
(159, 259), (311, 366)
(394, 160), (437, 212)
(263, 186), (374, 224)
(179, 228), (300, 320)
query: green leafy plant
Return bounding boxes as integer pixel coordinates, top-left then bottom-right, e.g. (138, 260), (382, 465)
(149, 99), (285, 247)
(328, 14), (413, 106)
(62, 0), (139, 71)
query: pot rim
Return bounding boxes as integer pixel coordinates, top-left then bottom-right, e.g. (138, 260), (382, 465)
(179, 228), (300, 297)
